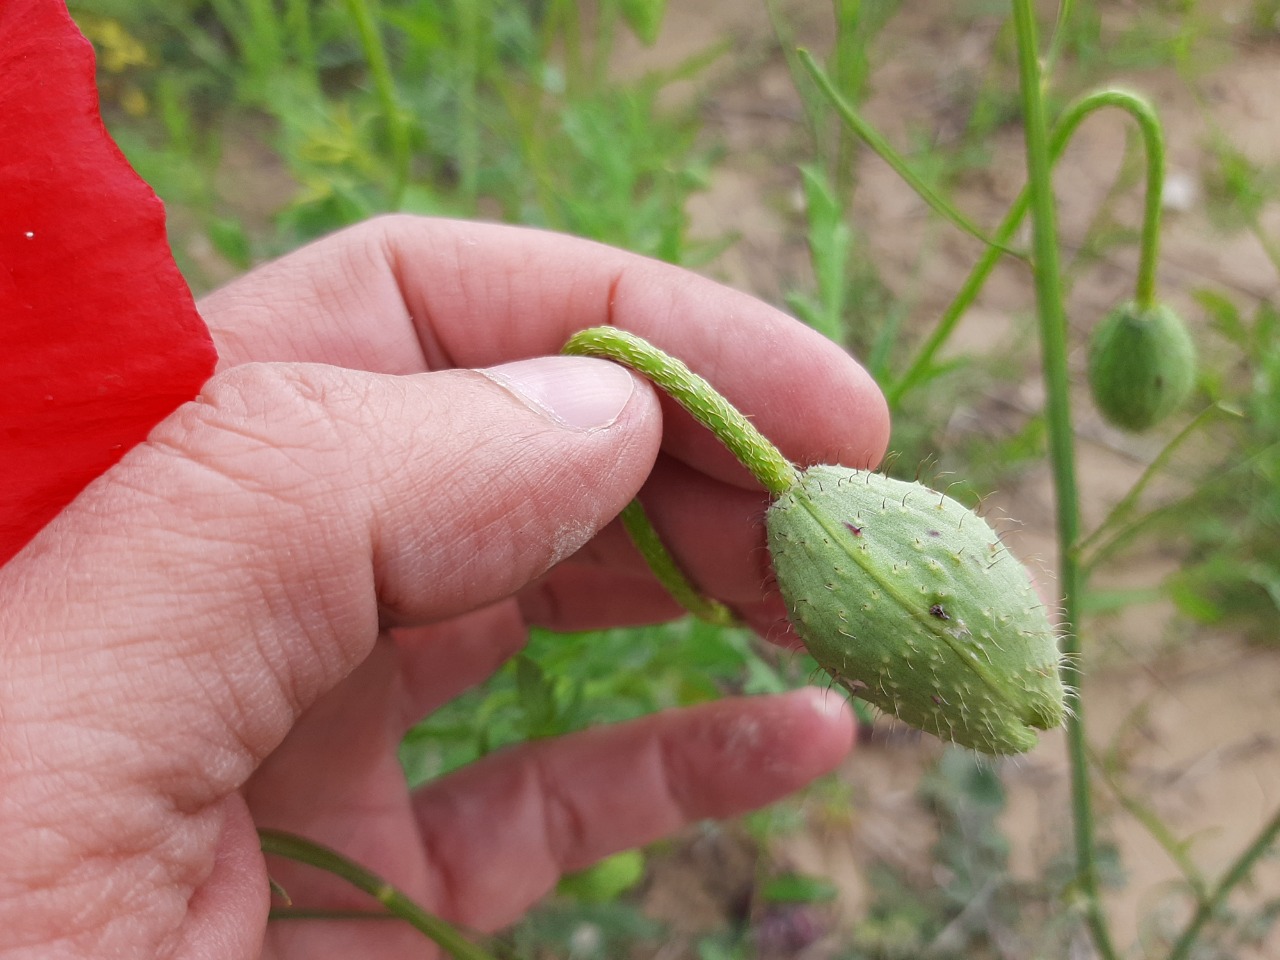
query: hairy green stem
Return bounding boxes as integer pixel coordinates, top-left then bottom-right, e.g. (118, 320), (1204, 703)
(563, 327), (799, 495)
(1128, 96), (1166, 308)
(259, 829), (498, 960)
(888, 88), (1168, 408)
(1167, 804), (1280, 960)
(1009, 5), (1118, 959)
(620, 500), (736, 626)
(344, 0), (412, 206)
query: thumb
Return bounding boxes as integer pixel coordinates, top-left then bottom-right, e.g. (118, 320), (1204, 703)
(2, 353), (659, 815)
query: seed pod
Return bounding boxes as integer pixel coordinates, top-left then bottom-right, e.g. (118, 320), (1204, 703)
(766, 465), (1065, 755)
(1087, 301), (1196, 432)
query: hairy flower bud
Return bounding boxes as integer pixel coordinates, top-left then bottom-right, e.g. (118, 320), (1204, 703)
(1087, 301), (1196, 432)
(766, 465), (1065, 755)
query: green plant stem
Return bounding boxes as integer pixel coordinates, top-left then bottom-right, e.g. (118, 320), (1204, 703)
(1094, 743), (1207, 901)
(451, 0), (482, 212)
(1250, 221), (1280, 277)
(259, 829), (498, 960)
(1130, 103), (1166, 308)
(1044, 0), (1075, 79)
(797, 49), (1020, 260)
(1008, 5), (1118, 959)
(563, 327), (799, 495)
(1167, 804), (1280, 960)
(1076, 402), (1233, 571)
(832, 0), (866, 203)
(343, 0), (412, 206)
(888, 88), (1168, 408)
(284, 0), (318, 92)
(620, 499), (736, 626)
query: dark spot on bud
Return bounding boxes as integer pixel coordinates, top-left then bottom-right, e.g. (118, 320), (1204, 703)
(929, 603), (950, 620)
(845, 522), (863, 537)
(931, 694), (943, 705)
(927, 530), (941, 537)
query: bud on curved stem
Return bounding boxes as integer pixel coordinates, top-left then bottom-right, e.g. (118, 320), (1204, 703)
(1087, 300), (1196, 432)
(888, 87), (1168, 408)
(564, 326), (1065, 755)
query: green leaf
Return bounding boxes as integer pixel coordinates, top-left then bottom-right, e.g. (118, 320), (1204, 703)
(1194, 288), (1246, 345)
(761, 872), (839, 905)
(796, 164), (851, 342)
(617, 0), (667, 46)
(557, 850), (647, 904)
(207, 216), (252, 269)
(515, 654), (558, 736)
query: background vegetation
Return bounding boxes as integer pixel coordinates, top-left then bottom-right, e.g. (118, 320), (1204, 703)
(73, 0), (1280, 956)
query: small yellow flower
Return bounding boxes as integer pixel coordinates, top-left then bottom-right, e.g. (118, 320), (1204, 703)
(77, 14), (152, 74)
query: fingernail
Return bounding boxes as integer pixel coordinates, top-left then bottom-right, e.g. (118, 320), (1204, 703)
(481, 356), (635, 430)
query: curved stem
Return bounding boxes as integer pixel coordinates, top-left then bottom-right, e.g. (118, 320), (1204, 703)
(1125, 99), (1165, 308)
(1009, 5), (1119, 959)
(259, 829), (499, 960)
(1044, 0), (1076, 77)
(620, 500), (736, 626)
(1167, 804), (1280, 960)
(563, 327), (799, 495)
(889, 88), (1168, 408)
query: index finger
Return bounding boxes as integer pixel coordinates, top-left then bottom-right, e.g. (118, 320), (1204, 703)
(199, 215), (890, 479)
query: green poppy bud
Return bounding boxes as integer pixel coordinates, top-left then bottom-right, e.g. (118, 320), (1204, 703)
(1087, 301), (1196, 432)
(766, 465), (1065, 755)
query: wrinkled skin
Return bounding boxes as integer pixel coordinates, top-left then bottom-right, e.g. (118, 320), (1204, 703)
(0, 217), (890, 959)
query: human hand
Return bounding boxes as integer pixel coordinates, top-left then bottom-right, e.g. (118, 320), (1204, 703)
(0, 217), (889, 959)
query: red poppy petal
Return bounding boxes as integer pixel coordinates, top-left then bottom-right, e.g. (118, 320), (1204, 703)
(0, 0), (217, 565)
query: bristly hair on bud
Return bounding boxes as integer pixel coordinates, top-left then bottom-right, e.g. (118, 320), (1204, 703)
(767, 465), (1065, 755)
(562, 327), (1066, 756)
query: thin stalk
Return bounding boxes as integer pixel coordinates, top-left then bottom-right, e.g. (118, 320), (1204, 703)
(284, 0), (319, 93)
(1094, 744), (1207, 901)
(889, 88), (1168, 408)
(1167, 804), (1280, 960)
(797, 49), (1021, 259)
(1131, 99), (1165, 308)
(1076, 402), (1232, 571)
(451, 0), (482, 213)
(563, 327), (799, 496)
(343, 0), (412, 206)
(763, 0), (823, 150)
(259, 829), (499, 960)
(832, 0), (865, 203)
(1250, 221), (1280, 277)
(620, 500), (736, 626)
(1009, 4), (1118, 959)
(1044, 0), (1075, 78)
